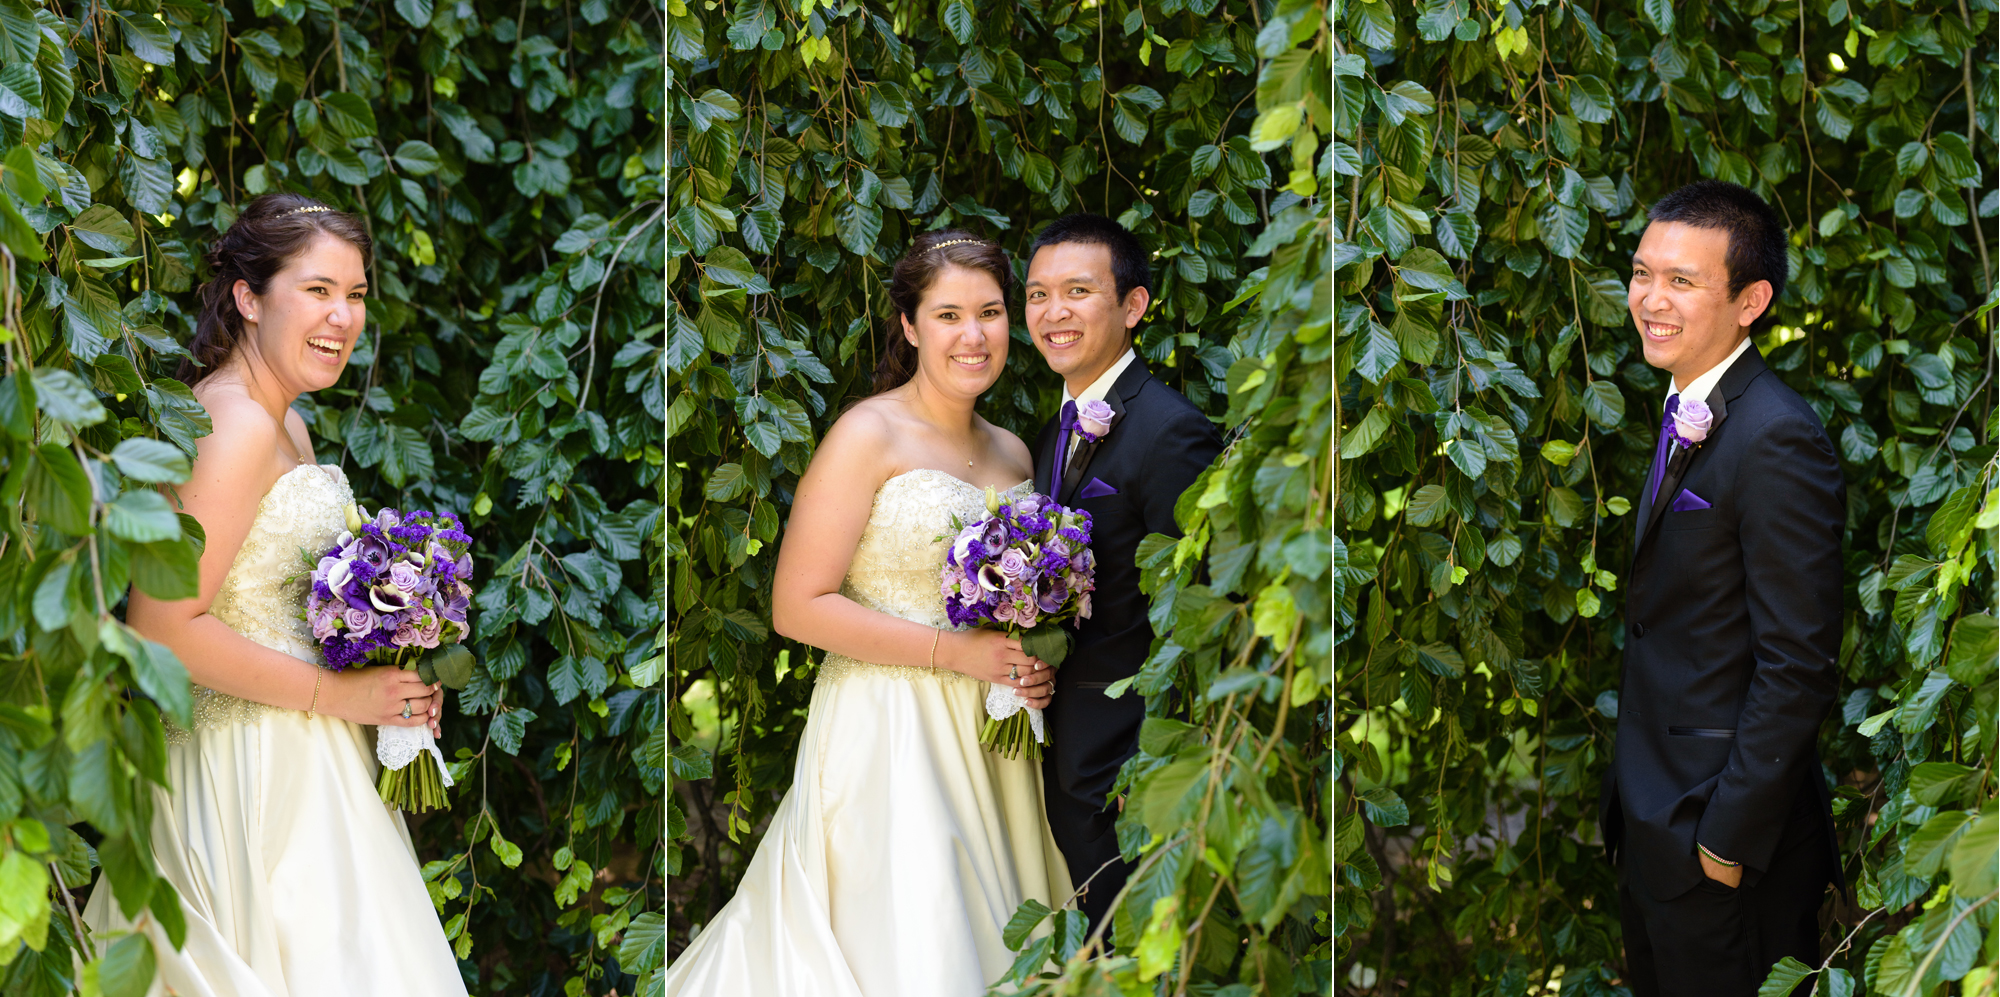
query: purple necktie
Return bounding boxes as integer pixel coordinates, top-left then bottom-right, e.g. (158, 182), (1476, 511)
(1646, 394), (1681, 507)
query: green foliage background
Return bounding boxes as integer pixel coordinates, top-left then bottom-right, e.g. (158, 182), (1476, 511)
(668, 0), (1332, 990)
(1335, 0), (1997, 992)
(0, 0), (669, 993)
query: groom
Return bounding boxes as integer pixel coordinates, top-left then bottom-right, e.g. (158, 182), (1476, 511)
(1024, 214), (1223, 929)
(1599, 180), (1846, 995)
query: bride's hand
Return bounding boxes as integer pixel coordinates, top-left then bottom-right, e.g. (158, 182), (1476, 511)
(329, 667), (441, 728)
(944, 630), (1053, 707)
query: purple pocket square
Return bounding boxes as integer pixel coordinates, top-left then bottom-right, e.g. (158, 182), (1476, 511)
(1079, 477), (1118, 499)
(1671, 490), (1711, 512)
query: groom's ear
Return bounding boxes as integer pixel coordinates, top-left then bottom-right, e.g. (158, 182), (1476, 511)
(1121, 285), (1150, 329)
(1733, 279), (1773, 328)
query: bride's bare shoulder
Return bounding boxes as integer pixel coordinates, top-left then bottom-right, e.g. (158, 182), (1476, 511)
(814, 395), (904, 467)
(185, 386), (280, 486)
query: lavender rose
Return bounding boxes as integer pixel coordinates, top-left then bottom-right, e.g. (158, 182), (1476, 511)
(1672, 398), (1714, 445)
(342, 605), (377, 638)
(1076, 398), (1115, 440)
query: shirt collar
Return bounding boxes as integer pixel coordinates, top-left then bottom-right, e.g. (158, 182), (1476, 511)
(1061, 348), (1137, 409)
(1669, 335), (1753, 407)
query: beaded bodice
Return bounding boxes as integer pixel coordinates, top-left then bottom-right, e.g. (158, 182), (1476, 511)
(818, 469), (1031, 685)
(170, 464), (351, 742)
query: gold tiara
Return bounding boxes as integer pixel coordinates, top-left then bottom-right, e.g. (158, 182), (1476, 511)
(284, 205), (333, 216)
(931, 238), (981, 251)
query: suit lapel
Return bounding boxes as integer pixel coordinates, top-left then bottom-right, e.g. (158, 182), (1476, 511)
(1058, 361), (1150, 503)
(1633, 348), (1765, 562)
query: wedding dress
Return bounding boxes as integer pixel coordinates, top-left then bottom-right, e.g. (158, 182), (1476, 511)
(666, 469), (1072, 997)
(81, 463), (466, 997)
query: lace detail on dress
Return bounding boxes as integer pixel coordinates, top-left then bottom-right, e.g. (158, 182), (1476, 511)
(165, 464), (353, 746)
(815, 469), (1031, 688)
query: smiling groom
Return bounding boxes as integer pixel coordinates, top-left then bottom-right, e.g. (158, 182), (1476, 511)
(1024, 214), (1223, 931)
(1598, 181), (1846, 995)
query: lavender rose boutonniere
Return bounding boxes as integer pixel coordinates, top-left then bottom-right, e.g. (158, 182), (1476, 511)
(1670, 398), (1714, 449)
(1071, 398), (1116, 444)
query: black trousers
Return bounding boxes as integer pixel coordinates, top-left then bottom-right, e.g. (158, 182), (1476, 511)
(1618, 791), (1832, 996)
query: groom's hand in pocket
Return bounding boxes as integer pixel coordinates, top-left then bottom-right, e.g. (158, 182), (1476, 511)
(1698, 847), (1743, 888)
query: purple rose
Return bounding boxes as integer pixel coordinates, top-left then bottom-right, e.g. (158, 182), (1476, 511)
(342, 606), (378, 637)
(416, 617), (444, 648)
(1672, 398), (1714, 446)
(311, 606), (341, 641)
(998, 548), (1030, 581)
(1014, 493), (1044, 516)
(1075, 398), (1115, 441)
(393, 622), (421, 647)
(388, 561), (422, 592)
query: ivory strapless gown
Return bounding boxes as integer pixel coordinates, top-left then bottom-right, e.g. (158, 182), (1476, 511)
(666, 469), (1072, 996)
(81, 463), (466, 997)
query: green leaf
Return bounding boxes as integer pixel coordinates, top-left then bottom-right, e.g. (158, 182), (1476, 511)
(105, 489), (183, 543)
(836, 198), (882, 257)
(97, 932), (158, 997)
(1755, 958), (1812, 997)
(25, 444), (92, 535)
(117, 12), (175, 65)
(1945, 614), (1997, 686)
(393, 139), (443, 175)
(1002, 899), (1054, 950)
(395, 0), (434, 25)
(111, 437), (192, 484)
(942, 0), (974, 44)
(1902, 809), (1972, 878)
(1582, 380), (1626, 428)
(1360, 786), (1408, 827)
(1949, 812), (1997, 895)
(320, 92), (379, 139)
(70, 204), (137, 253)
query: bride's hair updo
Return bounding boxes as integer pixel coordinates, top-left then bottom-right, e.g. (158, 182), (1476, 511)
(180, 193), (373, 386)
(874, 230), (1012, 394)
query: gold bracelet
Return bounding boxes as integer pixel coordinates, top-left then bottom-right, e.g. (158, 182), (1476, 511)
(307, 667), (322, 719)
(929, 627), (941, 669)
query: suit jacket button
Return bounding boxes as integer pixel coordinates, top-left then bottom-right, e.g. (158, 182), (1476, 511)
(1631, 623), (1647, 638)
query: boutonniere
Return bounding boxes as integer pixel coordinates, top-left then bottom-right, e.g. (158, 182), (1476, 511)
(1669, 398), (1713, 451)
(1069, 398), (1118, 445)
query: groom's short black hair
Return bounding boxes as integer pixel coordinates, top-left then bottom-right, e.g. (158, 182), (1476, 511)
(1029, 213), (1151, 302)
(1645, 180), (1788, 329)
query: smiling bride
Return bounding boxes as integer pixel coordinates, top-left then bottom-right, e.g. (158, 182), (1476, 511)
(79, 193), (466, 996)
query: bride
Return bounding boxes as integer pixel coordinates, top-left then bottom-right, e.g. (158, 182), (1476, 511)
(81, 193), (466, 996)
(666, 231), (1073, 995)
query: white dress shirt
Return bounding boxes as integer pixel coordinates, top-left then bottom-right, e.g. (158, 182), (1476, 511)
(1059, 348), (1137, 464)
(1667, 335), (1753, 411)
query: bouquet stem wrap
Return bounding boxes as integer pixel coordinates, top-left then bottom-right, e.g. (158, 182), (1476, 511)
(373, 647), (475, 812)
(977, 612), (1076, 761)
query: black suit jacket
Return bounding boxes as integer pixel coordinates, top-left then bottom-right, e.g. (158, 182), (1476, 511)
(1598, 347), (1846, 902)
(1033, 360), (1221, 891)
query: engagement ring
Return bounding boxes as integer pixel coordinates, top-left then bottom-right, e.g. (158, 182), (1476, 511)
(1009, 665), (1019, 681)
(401, 701), (412, 719)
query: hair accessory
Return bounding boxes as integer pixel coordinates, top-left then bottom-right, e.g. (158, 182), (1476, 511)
(284, 205), (334, 217)
(930, 238), (981, 251)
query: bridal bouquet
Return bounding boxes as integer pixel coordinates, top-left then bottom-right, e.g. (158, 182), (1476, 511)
(306, 504), (477, 812)
(940, 488), (1095, 760)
